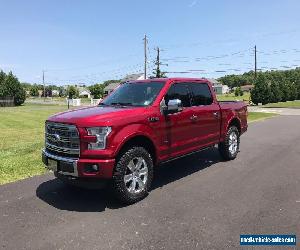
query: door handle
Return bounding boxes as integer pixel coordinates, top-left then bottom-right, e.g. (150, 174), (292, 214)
(190, 114), (198, 121)
(213, 112), (219, 118)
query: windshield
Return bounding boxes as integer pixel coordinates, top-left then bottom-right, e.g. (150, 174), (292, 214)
(101, 81), (165, 107)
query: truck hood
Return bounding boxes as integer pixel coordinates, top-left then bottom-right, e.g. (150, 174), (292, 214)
(47, 106), (146, 126)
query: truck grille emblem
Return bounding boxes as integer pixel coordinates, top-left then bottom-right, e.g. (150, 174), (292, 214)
(52, 134), (61, 142)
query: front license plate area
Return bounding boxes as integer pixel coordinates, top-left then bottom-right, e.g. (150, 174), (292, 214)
(47, 159), (58, 171)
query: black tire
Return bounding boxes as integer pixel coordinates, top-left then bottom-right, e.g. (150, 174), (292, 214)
(111, 146), (154, 204)
(218, 126), (240, 161)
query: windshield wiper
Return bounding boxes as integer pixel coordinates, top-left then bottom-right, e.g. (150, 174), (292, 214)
(110, 102), (133, 106)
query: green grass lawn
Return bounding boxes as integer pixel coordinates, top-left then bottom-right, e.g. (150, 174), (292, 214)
(248, 112), (278, 122)
(263, 100), (300, 108)
(0, 103), (277, 185)
(217, 92), (250, 102)
(0, 104), (69, 184)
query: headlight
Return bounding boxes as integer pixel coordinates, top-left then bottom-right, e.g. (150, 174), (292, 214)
(86, 127), (112, 150)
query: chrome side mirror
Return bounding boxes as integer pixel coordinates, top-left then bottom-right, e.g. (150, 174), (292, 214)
(166, 99), (183, 114)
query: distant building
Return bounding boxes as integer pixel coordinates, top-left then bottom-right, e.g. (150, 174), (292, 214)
(79, 89), (91, 98)
(103, 73), (144, 95)
(240, 84), (254, 92)
(206, 78), (230, 94)
(52, 90), (59, 96)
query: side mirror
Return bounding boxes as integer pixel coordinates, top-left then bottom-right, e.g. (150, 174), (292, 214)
(165, 99), (183, 114)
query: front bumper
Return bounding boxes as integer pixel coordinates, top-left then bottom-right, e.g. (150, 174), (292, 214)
(42, 149), (115, 179)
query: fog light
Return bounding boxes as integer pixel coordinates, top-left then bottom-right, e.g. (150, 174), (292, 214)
(84, 163), (100, 173)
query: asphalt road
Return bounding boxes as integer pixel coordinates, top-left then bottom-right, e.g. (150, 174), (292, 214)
(1, 115), (300, 250)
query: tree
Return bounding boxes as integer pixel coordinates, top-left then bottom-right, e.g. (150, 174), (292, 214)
(269, 81), (282, 103)
(280, 81), (290, 102)
(89, 84), (104, 99)
(251, 75), (270, 105)
(67, 86), (79, 99)
(41, 86), (52, 97)
(58, 86), (66, 97)
(0, 70), (7, 96)
(152, 47), (167, 78)
(296, 82), (300, 99)
(30, 85), (39, 97)
(2, 71), (26, 105)
(289, 82), (298, 101)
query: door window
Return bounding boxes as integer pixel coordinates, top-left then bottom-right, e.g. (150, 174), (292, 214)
(165, 83), (192, 107)
(189, 83), (213, 106)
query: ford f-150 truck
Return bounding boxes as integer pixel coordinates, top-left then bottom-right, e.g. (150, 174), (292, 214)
(42, 78), (247, 204)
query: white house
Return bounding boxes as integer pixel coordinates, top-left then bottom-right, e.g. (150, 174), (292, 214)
(79, 89), (91, 98)
(51, 90), (60, 96)
(206, 78), (230, 94)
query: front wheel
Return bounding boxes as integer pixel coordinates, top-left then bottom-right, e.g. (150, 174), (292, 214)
(218, 126), (240, 160)
(111, 147), (153, 204)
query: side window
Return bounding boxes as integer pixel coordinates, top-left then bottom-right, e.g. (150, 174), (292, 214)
(189, 83), (213, 106)
(165, 83), (191, 107)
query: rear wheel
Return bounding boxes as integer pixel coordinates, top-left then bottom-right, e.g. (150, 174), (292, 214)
(111, 147), (153, 204)
(218, 126), (240, 160)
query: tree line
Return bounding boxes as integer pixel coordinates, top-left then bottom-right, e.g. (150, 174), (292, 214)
(0, 70), (26, 106)
(22, 79), (121, 99)
(218, 68), (300, 105)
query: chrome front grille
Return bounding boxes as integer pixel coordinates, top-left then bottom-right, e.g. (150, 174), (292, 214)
(45, 122), (80, 158)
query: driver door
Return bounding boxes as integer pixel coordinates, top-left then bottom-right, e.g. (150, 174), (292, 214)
(164, 82), (200, 158)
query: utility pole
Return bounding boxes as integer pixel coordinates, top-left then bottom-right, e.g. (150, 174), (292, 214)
(254, 45), (257, 79)
(143, 34), (148, 79)
(155, 47), (160, 77)
(43, 70), (45, 102)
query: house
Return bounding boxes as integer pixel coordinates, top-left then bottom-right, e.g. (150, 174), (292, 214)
(79, 89), (91, 98)
(51, 90), (59, 96)
(240, 84), (254, 92)
(103, 73), (144, 95)
(206, 78), (230, 94)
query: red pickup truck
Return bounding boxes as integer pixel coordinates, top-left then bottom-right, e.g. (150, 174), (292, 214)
(42, 78), (247, 204)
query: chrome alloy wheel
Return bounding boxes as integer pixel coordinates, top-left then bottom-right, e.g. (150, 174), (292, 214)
(228, 131), (238, 155)
(124, 157), (148, 194)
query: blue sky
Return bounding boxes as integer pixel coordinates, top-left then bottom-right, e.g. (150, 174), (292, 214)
(0, 0), (300, 85)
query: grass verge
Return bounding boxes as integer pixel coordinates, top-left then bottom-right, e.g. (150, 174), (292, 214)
(263, 100), (300, 108)
(248, 112), (278, 123)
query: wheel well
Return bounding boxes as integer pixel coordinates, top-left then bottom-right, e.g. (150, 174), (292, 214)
(117, 135), (157, 164)
(228, 118), (241, 134)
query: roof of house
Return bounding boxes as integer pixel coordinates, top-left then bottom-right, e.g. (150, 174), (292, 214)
(104, 73), (144, 91)
(122, 73), (144, 81)
(79, 89), (91, 95)
(103, 82), (120, 91)
(206, 78), (221, 85)
(241, 84), (254, 90)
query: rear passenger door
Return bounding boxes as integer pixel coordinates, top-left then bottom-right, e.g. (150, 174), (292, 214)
(188, 82), (221, 147)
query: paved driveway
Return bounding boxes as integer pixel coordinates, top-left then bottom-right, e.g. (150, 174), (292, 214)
(1, 115), (300, 249)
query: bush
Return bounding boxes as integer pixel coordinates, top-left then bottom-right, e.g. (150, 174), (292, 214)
(14, 87), (26, 105)
(0, 70), (26, 106)
(234, 87), (243, 96)
(251, 75), (270, 105)
(269, 81), (282, 103)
